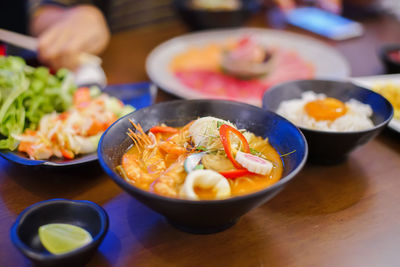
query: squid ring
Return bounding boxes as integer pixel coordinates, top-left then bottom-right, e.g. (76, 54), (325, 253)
(180, 169), (231, 200)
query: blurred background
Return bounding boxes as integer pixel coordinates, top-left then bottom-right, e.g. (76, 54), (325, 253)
(0, 0), (395, 63)
(1, 0), (400, 82)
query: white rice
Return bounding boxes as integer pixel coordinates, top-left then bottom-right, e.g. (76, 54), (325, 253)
(276, 91), (374, 132)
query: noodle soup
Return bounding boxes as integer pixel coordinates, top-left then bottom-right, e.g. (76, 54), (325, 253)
(117, 116), (283, 200)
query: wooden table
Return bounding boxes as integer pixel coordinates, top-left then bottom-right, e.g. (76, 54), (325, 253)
(2, 11), (400, 267)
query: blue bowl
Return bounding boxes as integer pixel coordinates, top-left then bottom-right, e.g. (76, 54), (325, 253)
(262, 80), (394, 164)
(98, 99), (307, 233)
(10, 199), (109, 266)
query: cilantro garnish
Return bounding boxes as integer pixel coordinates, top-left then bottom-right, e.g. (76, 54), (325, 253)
(194, 164), (204, 170)
(196, 146), (207, 152)
(280, 150), (296, 158)
(250, 148), (260, 155)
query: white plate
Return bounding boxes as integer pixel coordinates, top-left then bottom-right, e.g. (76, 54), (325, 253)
(146, 28), (351, 105)
(351, 74), (400, 133)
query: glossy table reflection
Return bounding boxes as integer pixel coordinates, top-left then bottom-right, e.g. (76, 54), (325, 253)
(2, 11), (400, 267)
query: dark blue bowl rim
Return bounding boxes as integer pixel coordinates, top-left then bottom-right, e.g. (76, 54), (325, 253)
(98, 99), (308, 205)
(10, 198), (109, 261)
(0, 152), (98, 167)
(262, 79), (394, 135)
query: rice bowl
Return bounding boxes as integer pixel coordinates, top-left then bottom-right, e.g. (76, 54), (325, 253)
(262, 80), (393, 163)
(276, 91), (374, 132)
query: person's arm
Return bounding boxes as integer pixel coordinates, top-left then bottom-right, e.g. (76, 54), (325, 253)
(30, 4), (110, 70)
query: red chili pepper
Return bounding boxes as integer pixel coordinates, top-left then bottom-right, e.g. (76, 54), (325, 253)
(219, 124), (250, 169)
(219, 169), (252, 179)
(149, 126), (178, 134)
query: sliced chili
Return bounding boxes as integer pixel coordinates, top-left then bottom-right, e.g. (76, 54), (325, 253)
(219, 124), (250, 169)
(219, 169), (252, 179)
(149, 126), (179, 134)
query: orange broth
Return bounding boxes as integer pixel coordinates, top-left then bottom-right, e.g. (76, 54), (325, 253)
(120, 125), (283, 200)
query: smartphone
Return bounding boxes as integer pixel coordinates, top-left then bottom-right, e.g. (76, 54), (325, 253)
(286, 7), (364, 40)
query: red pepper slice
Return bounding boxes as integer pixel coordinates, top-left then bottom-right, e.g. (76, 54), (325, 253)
(220, 169), (252, 179)
(149, 126), (178, 134)
(219, 124), (250, 169)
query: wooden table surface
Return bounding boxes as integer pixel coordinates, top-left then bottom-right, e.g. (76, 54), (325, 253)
(2, 10), (400, 267)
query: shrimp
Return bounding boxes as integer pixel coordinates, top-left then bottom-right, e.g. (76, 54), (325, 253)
(17, 130), (54, 160)
(121, 152), (155, 187)
(142, 147), (167, 174)
(127, 120), (152, 153)
(152, 155), (186, 198)
(159, 141), (186, 155)
(123, 121), (171, 188)
(19, 142), (53, 160)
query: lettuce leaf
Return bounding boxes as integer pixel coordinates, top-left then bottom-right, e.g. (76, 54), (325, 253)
(0, 56), (76, 150)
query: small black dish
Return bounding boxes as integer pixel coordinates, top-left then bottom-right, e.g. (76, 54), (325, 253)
(10, 199), (109, 266)
(379, 44), (400, 74)
(98, 99), (307, 234)
(173, 0), (261, 30)
(262, 79), (393, 164)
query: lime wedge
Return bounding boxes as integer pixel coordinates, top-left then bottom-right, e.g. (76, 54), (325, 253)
(38, 223), (93, 255)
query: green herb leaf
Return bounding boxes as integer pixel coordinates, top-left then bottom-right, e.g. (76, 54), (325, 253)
(0, 56), (76, 150)
(250, 148), (260, 155)
(194, 164), (204, 170)
(280, 150), (296, 158)
(196, 146), (207, 152)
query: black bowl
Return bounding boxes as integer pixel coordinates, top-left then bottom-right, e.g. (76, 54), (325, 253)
(262, 80), (393, 164)
(98, 99), (307, 234)
(173, 0), (261, 30)
(379, 44), (400, 74)
(10, 199), (109, 266)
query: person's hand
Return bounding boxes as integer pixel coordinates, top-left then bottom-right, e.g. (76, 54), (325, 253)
(274, 0), (342, 14)
(36, 5), (110, 71)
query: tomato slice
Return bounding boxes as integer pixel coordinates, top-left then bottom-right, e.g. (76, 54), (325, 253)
(219, 124), (250, 169)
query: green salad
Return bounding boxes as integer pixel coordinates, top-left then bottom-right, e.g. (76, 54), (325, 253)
(0, 56), (76, 150)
